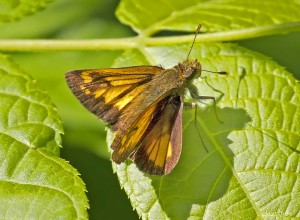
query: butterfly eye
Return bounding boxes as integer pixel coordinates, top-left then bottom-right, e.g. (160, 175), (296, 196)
(184, 67), (198, 78)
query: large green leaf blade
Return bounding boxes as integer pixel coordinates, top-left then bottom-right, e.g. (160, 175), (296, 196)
(109, 43), (300, 219)
(0, 54), (62, 155)
(0, 54), (88, 219)
(116, 0), (300, 35)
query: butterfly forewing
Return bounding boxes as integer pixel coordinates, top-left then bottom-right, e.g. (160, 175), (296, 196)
(65, 66), (164, 130)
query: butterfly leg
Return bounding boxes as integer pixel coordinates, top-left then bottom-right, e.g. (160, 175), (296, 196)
(183, 102), (208, 152)
(188, 83), (223, 123)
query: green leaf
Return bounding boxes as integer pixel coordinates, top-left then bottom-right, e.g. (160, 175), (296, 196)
(0, 0), (54, 24)
(0, 54), (88, 219)
(108, 43), (300, 219)
(116, 0), (300, 35)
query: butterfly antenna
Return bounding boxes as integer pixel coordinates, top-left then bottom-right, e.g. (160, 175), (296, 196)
(186, 24), (202, 61)
(202, 69), (228, 75)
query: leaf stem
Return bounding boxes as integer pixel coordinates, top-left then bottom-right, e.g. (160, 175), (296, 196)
(0, 22), (299, 52)
(0, 38), (138, 52)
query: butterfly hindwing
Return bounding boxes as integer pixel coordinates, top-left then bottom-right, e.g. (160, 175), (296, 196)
(112, 94), (183, 175)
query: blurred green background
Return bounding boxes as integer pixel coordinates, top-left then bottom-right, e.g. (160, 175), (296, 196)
(0, 0), (299, 219)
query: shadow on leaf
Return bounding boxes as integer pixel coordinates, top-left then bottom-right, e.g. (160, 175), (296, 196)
(150, 106), (251, 219)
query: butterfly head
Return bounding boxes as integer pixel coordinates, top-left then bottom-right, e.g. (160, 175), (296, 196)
(179, 59), (202, 80)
